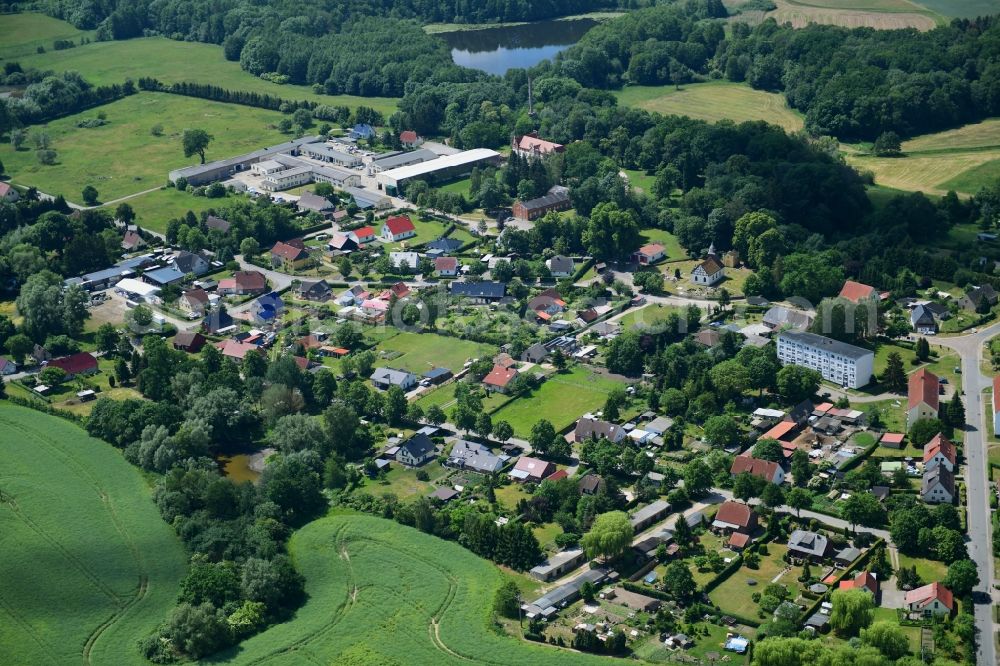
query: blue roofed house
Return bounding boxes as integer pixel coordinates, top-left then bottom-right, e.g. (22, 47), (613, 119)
(251, 292), (285, 325)
(349, 124), (376, 140)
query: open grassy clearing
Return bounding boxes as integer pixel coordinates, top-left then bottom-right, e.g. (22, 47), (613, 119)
(914, 0), (1000, 18)
(639, 228), (686, 261)
(0, 404), (186, 665)
(615, 81), (804, 133)
(0, 92), (291, 201)
(846, 149), (1000, 196)
(903, 119), (1000, 153)
(490, 365), (625, 437)
(11, 34), (399, 116)
(374, 331), (496, 374)
(0, 12), (95, 61)
(110, 187), (228, 234)
(213, 514), (617, 665)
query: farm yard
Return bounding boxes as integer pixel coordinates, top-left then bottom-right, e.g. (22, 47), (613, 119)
(615, 82), (805, 133)
(0, 92), (291, 201)
(213, 514), (614, 665)
(0, 405), (187, 665)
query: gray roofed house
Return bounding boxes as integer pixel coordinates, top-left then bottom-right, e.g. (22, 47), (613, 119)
(546, 255), (575, 278)
(370, 367), (418, 391)
(529, 548), (586, 581)
(523, 568), (610, 619)
(910, 304), (938, 334)
(630, 499), (671, 531)
(762, 306), (814, 332)
(396, 432), (436, 467)
(426, 237), (464, 254)
(342, 186), (391, 210)
(297, 192), (336, 215)
(295, 279), (332, 302)
(446, 440), (505, 474)
(573, 417), (626, 443)
(645, 416), (674, 435)
(449, 281), (506, 303)
(521, 342), (549, 363)
(429, 486), (459, 502)
(143, 266), (186, 286)
(921, 465), (955, 504)
(834, 546), (861, 565)
(205, 215), (231, 233)
(788, 529), (830, 560)
(172, 251), (210, 276)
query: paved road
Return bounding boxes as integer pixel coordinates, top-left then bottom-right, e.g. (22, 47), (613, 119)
(928, 323), (1000, 666)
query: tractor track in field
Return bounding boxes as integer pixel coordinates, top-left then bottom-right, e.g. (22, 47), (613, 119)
(82, 575), (148, 665)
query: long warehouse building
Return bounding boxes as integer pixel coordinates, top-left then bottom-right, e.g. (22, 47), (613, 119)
(375, 148), (501, 195)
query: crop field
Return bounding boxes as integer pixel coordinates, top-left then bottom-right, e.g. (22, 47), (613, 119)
(374, 330), (496, 374)
(733, 0), (938, 29)
(490, 365), (625, 437)
(0, 12), (95, 61)
(615, 82), (804, 133)
(0, 92), (293, 202)
(214, 514), (615, 665)
(0, 404), (186, 665)
(10, 32), (399, 116)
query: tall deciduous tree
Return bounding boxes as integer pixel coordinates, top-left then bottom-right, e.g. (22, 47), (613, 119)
(182, 128), (213, 164)
(829, 588), (874, 637)
(581, 511), (634, 561)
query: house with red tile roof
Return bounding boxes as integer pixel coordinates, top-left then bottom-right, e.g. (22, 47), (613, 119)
(904, 582), (953, 617)
(121, 230), (146, 251)
(761, 420), (799, 443)
(711, 501), (759, 534)
(880, 432), (905, 449)
(349, 226), (377, 244)
(216, 339), (261, 361)
(510, 456), (556, 482)
(839, 571), (879, 598)
(179, 287), (210, 315)
(381, 215), (416, 242)
(730, 456), (785, 484)
(379, 281), (410, 301)
(435, 256), (459, 277)
(218, 270), (267, 296)
(907, 367), (939, 429)
(0, 182), (20, 202)
(923, 434), (956, 473)
(512, 133), (564, 159)
(47, 352), (98, 377)
(270, 240), (313, 271)
(483, 364), (518, 393)
(399, 130), (422, 148)
(634, 243), (665, 265)
(838, 280), (879, 303)
(728, 532), (751, 551)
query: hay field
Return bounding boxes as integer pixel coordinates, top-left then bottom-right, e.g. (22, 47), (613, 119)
(734, 0), (938, 29)
(0, 404), (186, 665)
(615, 82), (804, 133)
(0, 12), (95, 60)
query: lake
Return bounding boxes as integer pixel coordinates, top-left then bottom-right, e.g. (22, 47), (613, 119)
(439, 18), (597, 76)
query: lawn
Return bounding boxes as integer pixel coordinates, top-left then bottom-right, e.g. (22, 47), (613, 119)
(615, 81), (804, 133)
(896, 553), (948, 583)
(708, 544), (792, 619)
(110, 187), (229, 235)
(415, 380), (509, 414)
(384, 218), (453, 249)
(211, 514), (619, 665)
(0, 12), (95, 60)
(490, 365), (627, 437)
(0, 404), (187, 665)
(369, 461), (448, 499)
(639, 228), (686, 261)
(436, 177), (474, 197)
(624, 169), (656, 194)
(374, 330), (496, 374)
(860, 398), (906, 433)
(14, 34), (399, 116)
(0, 92), (292, 202)
(618, 303), (683, 331)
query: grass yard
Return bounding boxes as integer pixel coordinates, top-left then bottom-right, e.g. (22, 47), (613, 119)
(495, 483), (532, 511)
(0, 404), (187, 665)
(14, 34), (399, 116)
(374, 330), (496, 374)
(615, 81), (804, 133)
(860, 398), (906, 433)
(111, 187), (228, 234)
(708, 544), (791, 619)
(0, 92), (292, 202)
(212, 514), (618, 665)
(639, 228), (687, 261)
(624, 169), (656, 194)
(618, 303), (683, 331)
(436, 177), (474, 197)
(369, 461), (448, 499)
(385, 218), (452, 249)
(896, 553), (948, 583)
(0, 12), (95, 60)
(490, 365), (626, 437)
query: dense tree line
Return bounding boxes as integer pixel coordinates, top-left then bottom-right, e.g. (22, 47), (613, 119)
(0, 69), (136, 132)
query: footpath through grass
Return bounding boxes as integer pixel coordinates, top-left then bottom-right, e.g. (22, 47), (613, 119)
(0, 403), (186, 665)
(213, 514), (615, 665)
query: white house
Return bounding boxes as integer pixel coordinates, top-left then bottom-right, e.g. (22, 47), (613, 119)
(370, 367), (417, 391)
(546, 255), (575, 278)
(396, 433), (436, 466)
(923, 434), (955, 474)
(921, 466), (955, 504)
(381, 215), (416, 242)
(904, 583), (953, 617)
(389, 252), (419, 271)
(776, 330), (874, 390)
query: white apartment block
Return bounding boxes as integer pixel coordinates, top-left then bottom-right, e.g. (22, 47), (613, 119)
(776, 331), (874, 389)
